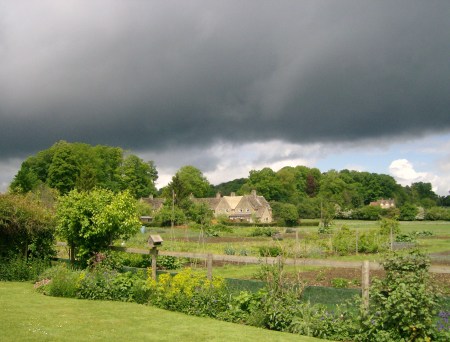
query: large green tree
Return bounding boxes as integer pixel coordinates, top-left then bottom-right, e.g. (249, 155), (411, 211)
(10, 141), (158, 198)
(120, 155), (158, 198)
(56, 189), (140, 264)
(163, 166), (213, 205)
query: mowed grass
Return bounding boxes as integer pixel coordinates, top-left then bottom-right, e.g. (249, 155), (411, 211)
(0, 282), (324, 342)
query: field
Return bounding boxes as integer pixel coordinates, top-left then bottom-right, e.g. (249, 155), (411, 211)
(109, 220), (450, 294)
(122, 220), (450, 258)
(55, 219), (450, 294)
(0, 281), (324, 342)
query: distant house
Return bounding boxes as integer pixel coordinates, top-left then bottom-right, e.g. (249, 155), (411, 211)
(141, 190), (273, 223)
(194, 190), (273, 223)
(369, 198), (395, 209)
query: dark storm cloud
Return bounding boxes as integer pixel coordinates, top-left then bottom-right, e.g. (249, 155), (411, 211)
(1, 0), (450, 160)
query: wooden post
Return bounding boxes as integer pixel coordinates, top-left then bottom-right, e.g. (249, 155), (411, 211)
(362, 260), (370, 312)
(151, 247), (158, 280)
(207, 253), (213, 280)
(70, 245), (75, 265)
(355, 230), (359, 255)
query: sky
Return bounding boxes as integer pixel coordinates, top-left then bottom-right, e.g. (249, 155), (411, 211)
(1, 1), (450, 195)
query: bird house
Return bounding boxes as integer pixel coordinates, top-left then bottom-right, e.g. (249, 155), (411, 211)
(148, 235), (163, 247)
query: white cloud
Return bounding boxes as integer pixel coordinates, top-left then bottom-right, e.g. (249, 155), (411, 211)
(389, 158), (449, 196)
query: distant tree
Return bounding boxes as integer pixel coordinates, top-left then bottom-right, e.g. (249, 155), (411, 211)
(48, 142), (80, 194)
(120, 155), (158, 198)
(271, 202), (299, 227)
(212, 178), (247, 196)
(187, 202), (214, 225)
(244, 167), (283, 202)
(153, 204), (186, 227)
(163, 166), (212, 204)
(56, 189), (140, 264)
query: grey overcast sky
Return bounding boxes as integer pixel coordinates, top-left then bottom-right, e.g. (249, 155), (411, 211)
(1, 1), (450, 194)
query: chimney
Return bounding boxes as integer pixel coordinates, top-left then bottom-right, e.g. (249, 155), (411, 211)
(216, 192), (221, 198)
(230, 192), (235, 197)
(149, 194), (154, 199)
(251, 190), (257, 197)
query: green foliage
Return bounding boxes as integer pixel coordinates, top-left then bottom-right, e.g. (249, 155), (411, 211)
(147, 268), (228, 317)
(330, 278), (350, 288)
(153, 204), (186, 226)
(358, 250), (445, 341)
(77, 264), (148, 303)
(249, 226), (278, 237)
(244, 168), (284, 201)
(162, 166), (213, 205)
(400, 203), (419, 220)
(353, 205), (384, 220)
(425, 206), (450, 221)
(258, 245), (282, 257)
(10, 141), (158, 198)
(0, 255), (50, 281)
(332, 226), (386, 255)
(186, 201), (213, 225)
(36, 263), (81, 297)
(156, 256), (183, 270)
(119, 156), (158, 198)
(379, 218), (400, 235)
(271, 202), (299, 226)
(56, 189), (141, 264)
(0, 193), (56, 259)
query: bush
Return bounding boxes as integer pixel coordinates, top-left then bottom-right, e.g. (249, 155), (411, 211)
(35, 263), (81, 298)
(0, 255), (50, 281)
(0, 194), (56, 259)
(358, 250), (446, 341)
(77, 265), (148, 303)
(258, 245), (282, 257)
(249, 227), (277, 237)
(146, 268), (228, 318)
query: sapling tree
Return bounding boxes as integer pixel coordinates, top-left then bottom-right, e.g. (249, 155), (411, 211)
(56, 189), (140, 264)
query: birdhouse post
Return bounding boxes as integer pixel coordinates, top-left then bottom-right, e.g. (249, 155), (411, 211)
(148, 235), (163, 280)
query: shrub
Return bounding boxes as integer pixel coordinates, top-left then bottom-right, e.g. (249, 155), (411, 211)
(0, 194), (56, 259)
(358, 250), (445, 341)
(258, 245), (282, 257)
(77, 265), (148, 303)
(249, 227), (277, 237)
(156, 255), (183, 270)
(36, 263), (81, 297)
(0, 255), (50, 281)
(146, 268), (228, 318)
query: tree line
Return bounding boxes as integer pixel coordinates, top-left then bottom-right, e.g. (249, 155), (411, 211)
(9, 141), (450, 224)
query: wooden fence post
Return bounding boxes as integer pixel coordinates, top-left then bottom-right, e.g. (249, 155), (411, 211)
(207, 253), (213, 280)
(151, 247), (158, 280)
(362, 260), (370, 312)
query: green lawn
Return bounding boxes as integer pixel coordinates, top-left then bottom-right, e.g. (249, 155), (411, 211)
(0, 281), (324, 342)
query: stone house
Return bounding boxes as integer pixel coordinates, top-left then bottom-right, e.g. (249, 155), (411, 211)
(195, 190), (273, 223)
(140, 190), (273, 223)
(369, 198), (396, 209)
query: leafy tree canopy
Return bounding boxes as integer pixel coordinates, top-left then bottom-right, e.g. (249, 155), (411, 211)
(10, 141), (158, 198)
(56, 189), (141, 264)
(162, 166), (213, 206)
